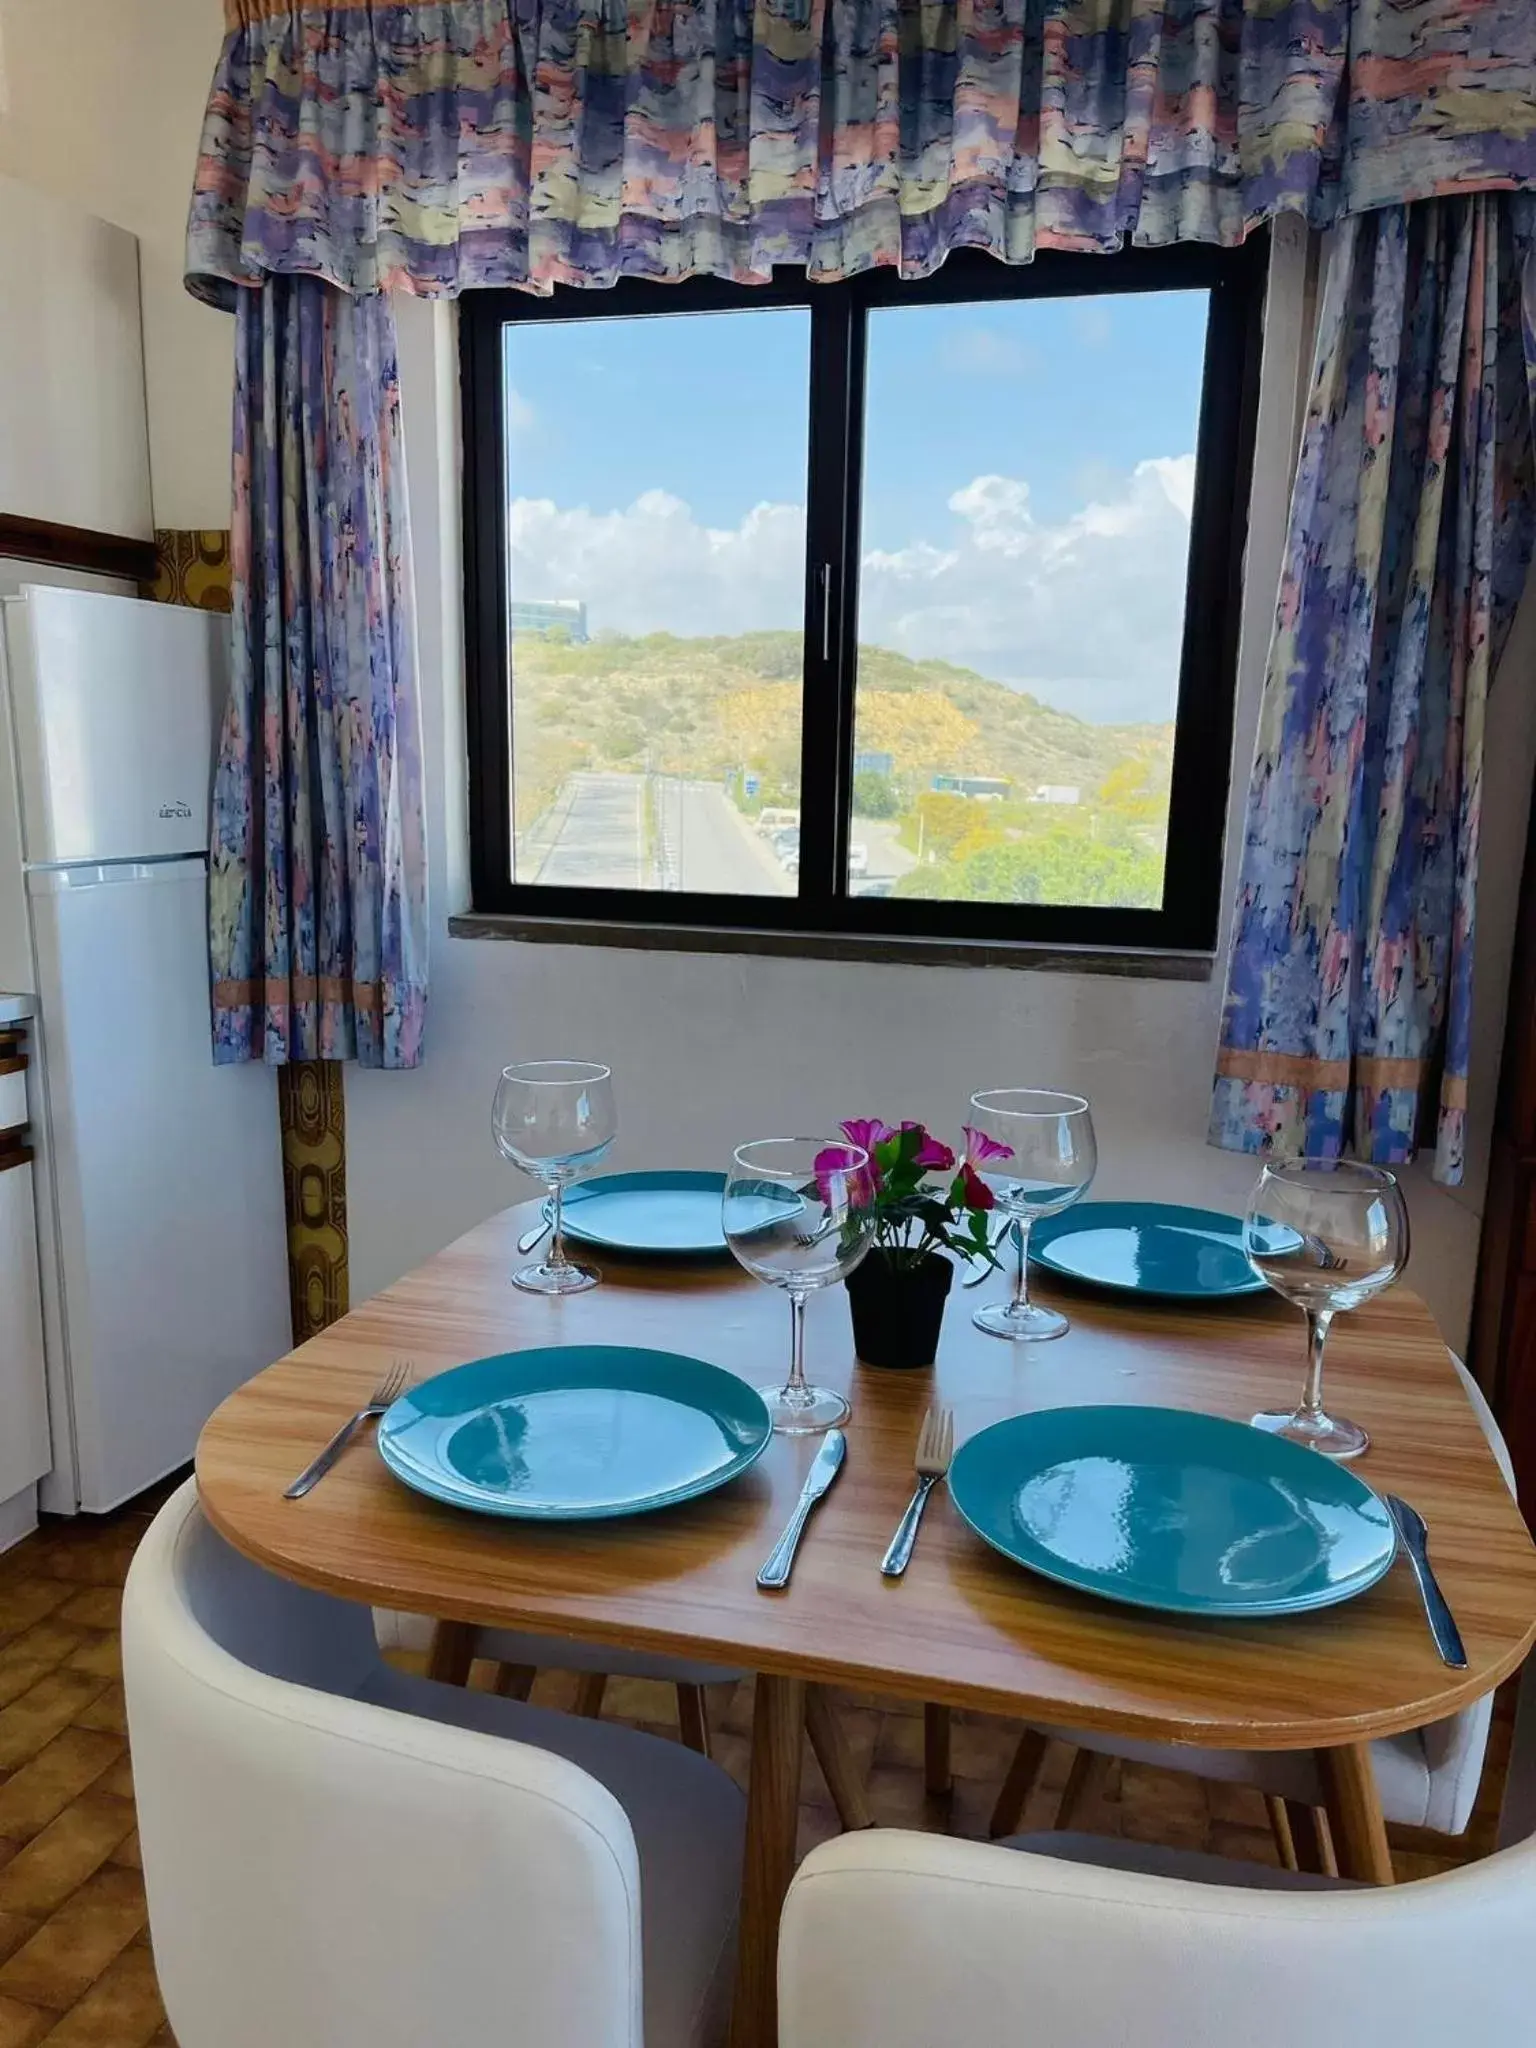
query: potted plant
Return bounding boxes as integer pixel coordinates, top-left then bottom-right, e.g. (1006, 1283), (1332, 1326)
(825, 1120), (1006, 1369)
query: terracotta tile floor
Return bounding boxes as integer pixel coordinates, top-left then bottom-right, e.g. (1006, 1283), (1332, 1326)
(0, 1485), (1509, 2044)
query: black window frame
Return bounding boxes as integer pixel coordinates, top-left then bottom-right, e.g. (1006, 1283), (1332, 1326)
(462, 236), (1267, 955)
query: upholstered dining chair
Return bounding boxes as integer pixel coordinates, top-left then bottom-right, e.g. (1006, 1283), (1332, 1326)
(985, 1354), (1516, 1862)
(124, 1481), (744, 2048)
(377, 1611), (873, 1829)
(777, 1821), (1536, 2048)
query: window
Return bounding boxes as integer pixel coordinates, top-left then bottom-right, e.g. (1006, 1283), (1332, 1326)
(462, 240), (1265, 955)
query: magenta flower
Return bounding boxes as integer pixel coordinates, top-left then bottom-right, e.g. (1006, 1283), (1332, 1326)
(815, 1144), (876, 1209)
(840, 1118), (893, 1158)
(964, 1124), (1014, 1165)
(957, 1160), (996, 1211)
(901, 1121), (956, 1172)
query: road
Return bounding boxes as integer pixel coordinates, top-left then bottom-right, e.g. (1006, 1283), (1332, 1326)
(655, 779), (792, 897)
(528, 773), (792, 895)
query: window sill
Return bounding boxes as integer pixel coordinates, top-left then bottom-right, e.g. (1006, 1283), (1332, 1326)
(448, 911), (1217, 981)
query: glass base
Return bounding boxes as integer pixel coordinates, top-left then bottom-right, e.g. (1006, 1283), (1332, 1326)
(512, 1259), (600, 1296)
(973, 1299), (1069, 1342)
(759, 1383), (850, 1436)
(1252, 1406), (1369, 1460)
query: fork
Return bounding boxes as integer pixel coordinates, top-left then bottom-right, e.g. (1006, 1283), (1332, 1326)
(880, 1407), (954, 1577)
(284, 1360), (411, 1499)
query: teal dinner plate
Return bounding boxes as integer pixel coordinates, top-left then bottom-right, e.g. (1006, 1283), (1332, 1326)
(948, 1405), (1396, 1618)
(1029, 1202), (1272, 1301)
(377, 1346), (772, 1520)
(552, 1171), (730, 1255)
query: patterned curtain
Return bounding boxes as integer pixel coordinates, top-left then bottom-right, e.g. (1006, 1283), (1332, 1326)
(187, 0), (1536, 308)
(1210, 193), (1536, 1186)
(209, 275), (428, 1069)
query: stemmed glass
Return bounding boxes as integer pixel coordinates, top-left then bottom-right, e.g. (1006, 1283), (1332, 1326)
(1243, 1160), (1409, 1459)
(723, 1137), (876, 1435)
(492, 1060), (617, 1295)
(968, 1089), (1097, 1341)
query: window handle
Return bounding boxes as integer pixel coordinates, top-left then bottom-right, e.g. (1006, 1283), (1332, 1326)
(818, 563), (834, 666)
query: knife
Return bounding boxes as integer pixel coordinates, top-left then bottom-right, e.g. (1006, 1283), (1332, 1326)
(757, 1431), (846, 1590)
(1385, 1493), (1467, 1670)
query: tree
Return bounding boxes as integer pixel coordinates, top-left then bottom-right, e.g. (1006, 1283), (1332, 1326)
(850, 771), (899, 818)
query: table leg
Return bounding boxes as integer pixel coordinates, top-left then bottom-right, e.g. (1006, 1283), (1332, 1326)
(1318, 1743), (1394, 1884)
(728, 1674), (806, 2048)
(425, 1621), (476, 1686)
(923, 1704), (952, 1798)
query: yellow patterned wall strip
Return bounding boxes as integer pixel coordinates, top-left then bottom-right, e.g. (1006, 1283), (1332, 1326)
(145, 529), (234, 611)
(148, 528), (352, 1344)
(277, 1061), (351, 1342)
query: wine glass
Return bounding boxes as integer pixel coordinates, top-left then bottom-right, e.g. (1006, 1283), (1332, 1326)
(1243, 1160), (1409, 1459)
(968, 1089), (1097, 1341)
(723, 1137), (876, 1435)
(492, 1060), (617, 1295)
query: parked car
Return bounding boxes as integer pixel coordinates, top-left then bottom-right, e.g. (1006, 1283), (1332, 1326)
(852, 877), (892, 898)
(848, 843), (869, 875)
(758, 807), (800, 838)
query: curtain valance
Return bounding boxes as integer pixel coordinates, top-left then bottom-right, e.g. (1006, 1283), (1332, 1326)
(187, 0), (1536, 308)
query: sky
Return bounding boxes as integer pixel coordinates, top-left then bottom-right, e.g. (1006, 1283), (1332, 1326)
(503, 288), (1210, 726)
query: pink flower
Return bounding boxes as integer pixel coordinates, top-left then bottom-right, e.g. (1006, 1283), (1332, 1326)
(840, 1118), (893, 1158)
(901, 1121), (956, 1172)
(957, 1160), (995, 1210)
(964, 1124), (1014, 1165)
(815, 1145), (875, 1210)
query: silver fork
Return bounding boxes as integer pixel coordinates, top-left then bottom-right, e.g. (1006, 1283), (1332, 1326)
(880, 1407), (954, 1577)
(284, 1360), (411, 1500)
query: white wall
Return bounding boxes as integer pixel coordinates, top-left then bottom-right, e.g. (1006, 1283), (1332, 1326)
(346, 244), (1536, 1354)
(0, 0), (233, 529)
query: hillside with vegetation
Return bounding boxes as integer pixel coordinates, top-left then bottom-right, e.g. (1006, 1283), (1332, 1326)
(510, 629), (1174, 907)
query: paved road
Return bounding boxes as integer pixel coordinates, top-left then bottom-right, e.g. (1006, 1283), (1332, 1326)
(530, 772), (792, 896)
(656, 779), (793, 897)
(530, 773), (645, 888)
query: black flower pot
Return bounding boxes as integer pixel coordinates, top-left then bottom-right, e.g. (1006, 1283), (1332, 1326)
(846, 1249), (955, 1370)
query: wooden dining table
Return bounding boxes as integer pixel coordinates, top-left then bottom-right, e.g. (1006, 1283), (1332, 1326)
(197, 1198), (1536, 2048)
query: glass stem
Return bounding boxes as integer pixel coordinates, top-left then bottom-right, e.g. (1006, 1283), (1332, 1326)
(547, 1181), (570, 1273)
(1300, 1306), (1334, 1419)
(1011, 1217), (1032, 1313)
(786, 1290), (808, 1403)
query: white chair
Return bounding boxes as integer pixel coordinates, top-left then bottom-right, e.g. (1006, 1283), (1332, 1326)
(988, 1355), (1516, 1851)
(779, 1822), (1536, 2048)
(123, 1480), (744, 2048)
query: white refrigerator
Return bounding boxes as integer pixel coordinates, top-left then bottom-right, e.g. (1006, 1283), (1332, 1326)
(0, 584), (290, 1514)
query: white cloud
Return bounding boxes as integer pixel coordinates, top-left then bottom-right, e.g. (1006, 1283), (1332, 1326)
(510, 454), (1197, 724)
(508, 386), (536, 432)
(936, 326), (1040, 378)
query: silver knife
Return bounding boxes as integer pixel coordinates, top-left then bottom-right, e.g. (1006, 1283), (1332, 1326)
(757, 1431), (846, 1590)
(1386, 1493), (1468, 1670)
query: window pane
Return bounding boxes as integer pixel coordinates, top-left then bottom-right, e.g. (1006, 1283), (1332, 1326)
(849, 291), (1210, 908)
(504, 309), (810, 895)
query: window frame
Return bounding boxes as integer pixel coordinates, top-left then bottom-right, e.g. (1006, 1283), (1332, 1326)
(461, 236), (1268, 955)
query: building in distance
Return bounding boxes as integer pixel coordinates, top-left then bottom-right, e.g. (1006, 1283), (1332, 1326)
(510, 598), (589, 643)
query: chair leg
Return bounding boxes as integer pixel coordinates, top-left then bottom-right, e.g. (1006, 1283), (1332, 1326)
(989, 1728), (1051, 1839)
(492, 1663), (538, 1702)
(1285, 1801), (1338, 1877)
(1265, 1794), (1299, 1871)
(805, 1685), (873, 1831)
(677, 1683), (712, 1757)
(1054, 1748), (1111, 1830)
(573, 1672), (608, 1719)
(923, 1704), (952, 1798)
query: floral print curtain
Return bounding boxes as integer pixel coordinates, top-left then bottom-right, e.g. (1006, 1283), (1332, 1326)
(209, 274), (428, 1069)
(1210, 193), (1536, 1185)
(187, 0), (1536, 308)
